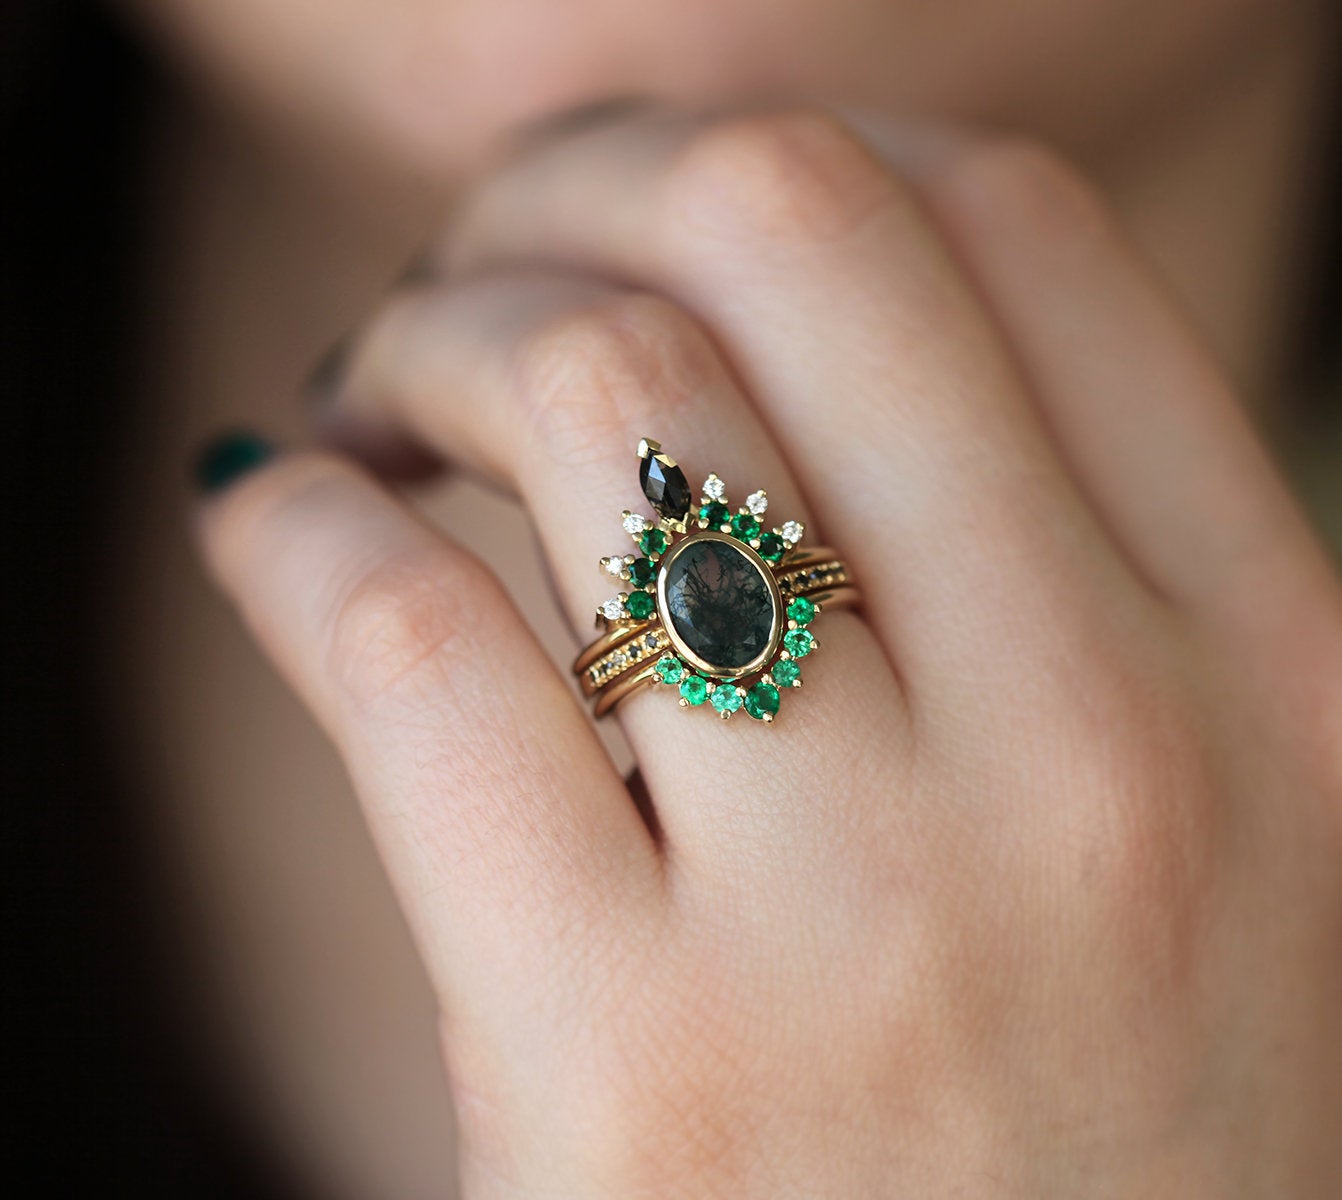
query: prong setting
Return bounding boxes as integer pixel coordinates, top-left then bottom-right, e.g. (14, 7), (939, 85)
(593, 438), (828, 722)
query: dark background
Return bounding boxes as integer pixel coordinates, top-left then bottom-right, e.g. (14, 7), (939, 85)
(3, 2), (1338, 1194)
(3, 3), (289, 1194)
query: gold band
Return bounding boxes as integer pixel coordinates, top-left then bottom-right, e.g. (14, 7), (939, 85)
(573, 545), (858, 717)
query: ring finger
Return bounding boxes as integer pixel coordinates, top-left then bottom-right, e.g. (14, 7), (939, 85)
(437, 108), (1156, 711)
(322, 267), (912, 879)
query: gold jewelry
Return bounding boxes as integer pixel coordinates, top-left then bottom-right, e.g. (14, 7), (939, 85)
(571, 439), (861, 723)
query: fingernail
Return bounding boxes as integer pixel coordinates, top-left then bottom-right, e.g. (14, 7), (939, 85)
(192, 430), (275, 494)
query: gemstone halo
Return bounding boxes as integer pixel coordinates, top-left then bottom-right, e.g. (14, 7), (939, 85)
(576, 437), (858, 723)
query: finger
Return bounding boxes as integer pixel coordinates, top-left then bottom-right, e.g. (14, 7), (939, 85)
(320, 270), (912, 877)
(904, 136), (1339, 630)
(194, 446), (663, 1013)
(437, 108), (1149, 699)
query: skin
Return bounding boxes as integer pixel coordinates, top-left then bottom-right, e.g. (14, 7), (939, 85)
(194, 112), (1342, 1194)
(112, 0), (1341, 1195)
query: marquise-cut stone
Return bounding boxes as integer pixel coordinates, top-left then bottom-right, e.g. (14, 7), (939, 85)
(663, 537), (777, 672)
(640, 454), (692, 520)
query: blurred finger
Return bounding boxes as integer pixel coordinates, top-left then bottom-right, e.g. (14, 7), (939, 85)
(194, 445), (663, 1011)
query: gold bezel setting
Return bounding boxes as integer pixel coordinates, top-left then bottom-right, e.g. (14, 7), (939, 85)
(653, 529), (784, 681)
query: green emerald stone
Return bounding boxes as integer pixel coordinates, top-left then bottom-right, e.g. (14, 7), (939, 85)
(698, 501), (729, 528)
(786, 596), (815, 625)
(711, 685), (743, 714)
(730, 512), (761, 542)
(626, 590), (655, 620)
(772, 659), (801, 687)
(679, 674), (709, 706)
(639, 529), (669, 556)
(656, 656), (685, 684)
(744, 681), (780, 720)
(628, 557), (657, 587)
(757, 532), (785, 562)
(783, 628), (815, 658)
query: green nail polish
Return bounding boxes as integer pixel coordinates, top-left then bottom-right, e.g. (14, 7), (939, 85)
(193, 430), (275, 494)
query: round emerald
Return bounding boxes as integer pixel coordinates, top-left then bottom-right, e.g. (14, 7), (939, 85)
(698, 501), (729, 528)
(628, 557), (657, 587)
(711, 685), (743, 715)
(783, 628), (815, 658)
(744, 682), (780, 720)
(655, 656), (685, 684)
(626, 590), (655, 620)
(639, 529), (669, 556)
(772, 659), (801, 687)
(730, 512), (761, 542)
(786, 596), (815, 625)
(757, 532), (785, 562)
(679, 675), (709, 706)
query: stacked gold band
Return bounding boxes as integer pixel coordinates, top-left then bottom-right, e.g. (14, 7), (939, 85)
(574, 546), (858, 717)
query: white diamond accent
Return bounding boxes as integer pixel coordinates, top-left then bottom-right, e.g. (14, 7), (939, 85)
(622, 511), (648, 535)
(780, 520), (805, 544)
(599, 596), (626, 621)
(746, 490), (768, 516)
(601, 556), (624, 577)
(702, 474), (725, 501)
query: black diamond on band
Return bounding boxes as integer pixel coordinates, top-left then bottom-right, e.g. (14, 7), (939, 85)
(638, 439), (692, 521)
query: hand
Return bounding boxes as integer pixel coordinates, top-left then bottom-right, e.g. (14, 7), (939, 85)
(194, 109), (1342, 1196)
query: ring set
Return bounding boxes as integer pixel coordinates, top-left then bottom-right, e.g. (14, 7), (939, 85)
(572, 439), (859, 723)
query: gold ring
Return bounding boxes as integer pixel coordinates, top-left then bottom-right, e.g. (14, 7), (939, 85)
(571, 438), (861, 723)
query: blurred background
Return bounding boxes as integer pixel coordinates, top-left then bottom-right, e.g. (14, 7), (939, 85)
(6, 9), (292, 1195)
(4, 0), (1339, 1195)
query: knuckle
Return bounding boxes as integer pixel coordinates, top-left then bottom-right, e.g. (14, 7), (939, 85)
(667, 109), (898, 248)
(935, 135), (1115, 244)
(326, 545), (501, 707)
(1048, 679), (1218, 974)
(510, 292), (715, 467)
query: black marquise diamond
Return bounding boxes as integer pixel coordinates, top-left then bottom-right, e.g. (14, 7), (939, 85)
(639, 453), (692, 520)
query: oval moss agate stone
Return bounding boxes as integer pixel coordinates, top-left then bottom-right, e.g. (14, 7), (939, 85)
(662, 536), (777, 673)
